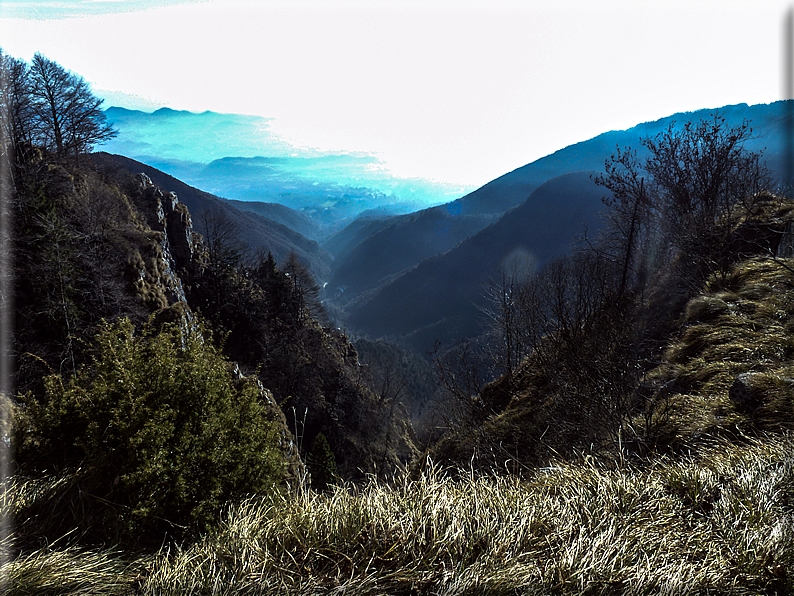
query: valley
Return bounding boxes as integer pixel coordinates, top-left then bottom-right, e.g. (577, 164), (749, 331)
(101, 101), (794, 356)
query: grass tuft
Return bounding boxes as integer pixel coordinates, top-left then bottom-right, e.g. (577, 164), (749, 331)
(642, 256), (794, 446)
(1, 547), (140, 595)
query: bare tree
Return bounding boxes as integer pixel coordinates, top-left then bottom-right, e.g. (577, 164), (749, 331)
(62, 75), (117, 162)
(595, 114), (773, 297)
(645, 115), (770, 232)
(198, 206), (243, 270)
(283, 252), (324, 323)
(594, 147), (656, 297)
(28, 53), (116, 164)
(432, 339), (491, 430)
(360, 344), (409, 470)
(0, 49), (35, 160)
(480, 257), (534, 379)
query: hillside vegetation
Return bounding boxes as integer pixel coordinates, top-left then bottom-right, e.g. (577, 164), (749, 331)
(2, 51), (417, 551)
(4, 146), (418, 542)
(429, 223), (794, 472)
(425, 116), (793, 473)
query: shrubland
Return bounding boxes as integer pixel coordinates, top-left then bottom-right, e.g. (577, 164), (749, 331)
(13, 318), (286, 548)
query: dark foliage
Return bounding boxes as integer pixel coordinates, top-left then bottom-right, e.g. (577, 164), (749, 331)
(306, 432), (338, 492)
(14, 318), (284, 547)
(185, 244), (416, 478)
(11, 154), (152, 395)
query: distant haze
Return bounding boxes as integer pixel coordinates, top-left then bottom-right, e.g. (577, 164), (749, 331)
(101, 107), (472, 213)
(0, 0), (790, 187)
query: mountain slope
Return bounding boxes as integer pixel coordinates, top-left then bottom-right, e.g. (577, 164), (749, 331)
(427, 195), (794, 472)
(225, 198), (321, 241)
(441, 101), (790, 218)
(327, 208), (497, 302)
(91, 152), (334, 280)
(321, 214), (397, 260)
(11, 148), (419, 551)
(346, 172), (607, 351)
(326, 101), (791, 320)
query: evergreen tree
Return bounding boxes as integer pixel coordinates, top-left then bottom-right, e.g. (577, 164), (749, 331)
(306, 432), (338, 492)
(15, 317), (285, 545)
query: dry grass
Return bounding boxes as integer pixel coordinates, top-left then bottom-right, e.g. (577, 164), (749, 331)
(7, 222), (794, 594)
(1, 547), (140, 596)
(6, 435), (791, 594)
(638, 256), (794, 446)
(136, 435), (794, 594)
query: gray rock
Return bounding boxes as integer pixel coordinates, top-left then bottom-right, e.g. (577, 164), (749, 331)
(729, 372), (762, 411)
(729, 372), (794, 412)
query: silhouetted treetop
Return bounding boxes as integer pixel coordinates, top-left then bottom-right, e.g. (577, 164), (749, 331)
(0, 49), (116, 164)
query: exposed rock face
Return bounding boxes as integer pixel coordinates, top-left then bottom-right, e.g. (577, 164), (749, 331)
(163, 190), (196, 270)
(132, 173), (203, 306)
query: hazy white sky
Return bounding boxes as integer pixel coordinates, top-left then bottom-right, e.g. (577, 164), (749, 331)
(0, 0), (791, 186)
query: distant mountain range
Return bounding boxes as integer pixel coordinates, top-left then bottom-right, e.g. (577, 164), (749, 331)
(322, 101), (792, 352)
(98, 101), (793, 353)
(101, 107), (473, 227)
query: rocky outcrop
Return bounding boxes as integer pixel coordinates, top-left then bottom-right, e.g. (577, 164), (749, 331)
(160, 188), (197, 270)
(128, 174), (309, 488)
(129, 173), (205, 307)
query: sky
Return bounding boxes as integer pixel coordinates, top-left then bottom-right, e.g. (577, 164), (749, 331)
(0, 0), (792, 187)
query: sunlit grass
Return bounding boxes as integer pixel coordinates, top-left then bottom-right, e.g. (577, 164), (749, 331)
(639, 256), (794, 447)
(1, 547), (139, 596)
(139, 435), (794, 594)
(7, 221), (794, 593)
(3, 435), (793, 594)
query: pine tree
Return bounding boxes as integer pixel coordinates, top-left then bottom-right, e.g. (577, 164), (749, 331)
(307, 432), (338, 492)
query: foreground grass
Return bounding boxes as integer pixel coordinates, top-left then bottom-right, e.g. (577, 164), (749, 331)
(3, 434), (793, 595)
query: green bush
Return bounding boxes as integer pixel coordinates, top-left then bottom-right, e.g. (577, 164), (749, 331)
(15, 317), (285, 546)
